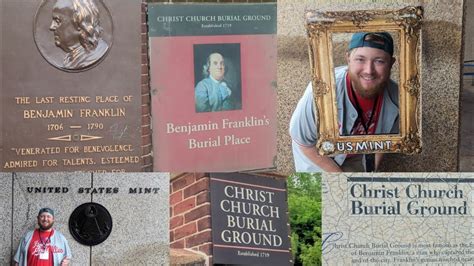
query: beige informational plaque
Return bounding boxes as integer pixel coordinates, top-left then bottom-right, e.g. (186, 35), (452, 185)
(323, 173), (473, 265)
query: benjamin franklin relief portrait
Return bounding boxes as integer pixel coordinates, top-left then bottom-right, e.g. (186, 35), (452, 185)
(50, 0), (108, 69)
(34, 0), (113, 72)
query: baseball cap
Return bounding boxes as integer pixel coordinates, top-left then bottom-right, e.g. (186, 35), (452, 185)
(38, 207), (55, 217)
(349, 32), (394, 56)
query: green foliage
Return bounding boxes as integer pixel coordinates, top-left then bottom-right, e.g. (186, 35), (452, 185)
(288, 173), (322, 266)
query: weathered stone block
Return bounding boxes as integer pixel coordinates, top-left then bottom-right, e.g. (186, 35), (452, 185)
(91, 173), (169, 265)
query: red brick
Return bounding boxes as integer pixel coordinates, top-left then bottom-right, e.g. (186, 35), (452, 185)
(183, 178), (209, 198)
(173, 197), (196, 215)
(170, 215), (183, 230)
(196, 191), (210, 205)
(141, 143), (151, 155)
(194, 173), (208, 180)
(141, 105), (149, 114)
(171, 239), (184, 249)
(198, 243), (212, 255)
(170, 230), (174, 242)
(141, 73), (149, 82)
(197, 216), (211, 231)
(172, 173), (195, 192)
(141, 64), (147, 73)
(141, 134), (151, 145)
(141, 115), (151, 125)
(186, 230), (212, 248)
(184, 204), (211, 223)
(141, 125), (151, 135)
(170, 190), (183, 206)
(141, 84), (149, 91)
(142, 155), (152, 165)
(141, 93), (150, 104)
(141, 164), (152, 172)
(174, 222), (197, 240)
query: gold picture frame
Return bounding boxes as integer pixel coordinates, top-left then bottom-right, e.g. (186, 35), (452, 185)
(305, 6), (423, 156)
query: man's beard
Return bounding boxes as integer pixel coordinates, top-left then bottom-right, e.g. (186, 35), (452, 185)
(349, 71), (386, 99)
(38, 221), (54, 231)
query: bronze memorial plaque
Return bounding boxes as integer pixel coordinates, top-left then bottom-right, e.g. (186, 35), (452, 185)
(1, 0), (150, 172)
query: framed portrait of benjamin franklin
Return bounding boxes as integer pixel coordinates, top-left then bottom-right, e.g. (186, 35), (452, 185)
(306, 6), (423, 156)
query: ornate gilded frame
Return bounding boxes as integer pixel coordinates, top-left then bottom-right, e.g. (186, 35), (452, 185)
(305, 6), (423, 156)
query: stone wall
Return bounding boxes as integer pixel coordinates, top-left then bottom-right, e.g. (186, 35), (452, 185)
(2, 172), (169, 265)
(277, 0), (465, 173)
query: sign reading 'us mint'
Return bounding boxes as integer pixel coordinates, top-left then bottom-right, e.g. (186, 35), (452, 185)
(1, 0), (147, 172)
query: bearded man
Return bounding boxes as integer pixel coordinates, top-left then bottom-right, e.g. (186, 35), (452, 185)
(290, 32), (399, 172)
(14, 208), (72, 266)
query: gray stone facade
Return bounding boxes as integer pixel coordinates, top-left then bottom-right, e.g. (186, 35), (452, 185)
(2, 172), (169, 265)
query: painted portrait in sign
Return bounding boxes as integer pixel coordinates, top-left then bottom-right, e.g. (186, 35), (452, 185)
(49, 0), (109, 70)
(194, 43), (242, 113)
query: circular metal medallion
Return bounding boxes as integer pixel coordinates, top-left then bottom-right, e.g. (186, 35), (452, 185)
(69, 202), (112, 246)
(34, 0), (113, 72)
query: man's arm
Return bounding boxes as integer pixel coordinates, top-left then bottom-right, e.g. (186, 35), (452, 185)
(61, 235), (72, 266)
(298, 143), (343, 172)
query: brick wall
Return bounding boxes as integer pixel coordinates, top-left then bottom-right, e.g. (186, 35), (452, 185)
(170, 173), (213, 261)
(141, 0), (153, 171)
